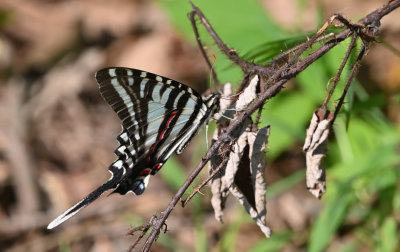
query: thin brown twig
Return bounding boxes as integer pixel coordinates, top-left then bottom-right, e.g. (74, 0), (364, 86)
(267, 13), (348, 87)
(142, 79), (286, 252)
(127, 223), (152, 252)
(127, 216), (168, 252)
(181, 156), (229, 207)
(189, 10), (220, 86)
(189, 1), (258, 73)
(254, 107), (263, 131)
(322, 32), (358, 108)
(333, 45), (366, 121)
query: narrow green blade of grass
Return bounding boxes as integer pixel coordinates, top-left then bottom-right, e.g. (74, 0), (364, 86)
(247, 231), (293, 252)
(308, 186), (355, 252)
(219, 213), (245, 252)
(194, 220), (208, 252)
(379, 217), (398, 252)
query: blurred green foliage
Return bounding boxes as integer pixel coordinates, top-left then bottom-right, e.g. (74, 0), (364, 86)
(0, 10), (13, 27)
(158, 0), (400, 251)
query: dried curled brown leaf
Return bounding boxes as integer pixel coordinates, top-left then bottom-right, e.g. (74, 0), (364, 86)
(210, 123), (271, 237)
(303, 108), (333, 199)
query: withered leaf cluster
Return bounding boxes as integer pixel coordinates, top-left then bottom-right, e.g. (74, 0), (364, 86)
(209, 76), (271, 237)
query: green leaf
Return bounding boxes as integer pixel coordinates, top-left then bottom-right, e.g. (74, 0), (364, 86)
(219, 213), (244, 252)
(331, 117), (399, 180)
(308, 186), (355, 252)
(194, 221), (208, 252)
(297, 61), (329, 102)
(247, 231), (293, 252)
(379, 218), (398, 252)
(334, 240), (359, 252)
(353, 82), (388, 125)
(159, 0), (287, 85)
(262, 92), (315, 160)
(159, 157), (187, 191)
(376, 185), (396, 223)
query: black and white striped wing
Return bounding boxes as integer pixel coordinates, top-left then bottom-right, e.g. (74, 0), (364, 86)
(98, 67), (205, 165)
(97, 67), (215, 193)
(47, 67), (219, 229)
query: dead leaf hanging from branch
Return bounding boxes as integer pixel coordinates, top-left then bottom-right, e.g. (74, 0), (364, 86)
(303, 108), (333, 199)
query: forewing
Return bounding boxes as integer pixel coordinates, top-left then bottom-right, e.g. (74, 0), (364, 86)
(95, 67), (206, 185)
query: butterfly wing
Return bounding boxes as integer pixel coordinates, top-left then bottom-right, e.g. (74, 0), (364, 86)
(96, 68), (208, 185)
(48, 67), (216, 229)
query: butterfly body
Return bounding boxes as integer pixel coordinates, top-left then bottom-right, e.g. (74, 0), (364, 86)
(47, 67), (219, 229)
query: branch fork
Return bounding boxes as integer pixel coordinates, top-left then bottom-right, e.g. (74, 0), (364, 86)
(133, 1), (400, 251)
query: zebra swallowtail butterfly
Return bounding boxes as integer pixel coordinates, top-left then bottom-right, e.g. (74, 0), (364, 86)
(47, 67), (220, 229)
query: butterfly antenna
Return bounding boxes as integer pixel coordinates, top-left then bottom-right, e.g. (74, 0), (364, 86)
(218, 112), (235, 120)
(210, 54), (216, 89)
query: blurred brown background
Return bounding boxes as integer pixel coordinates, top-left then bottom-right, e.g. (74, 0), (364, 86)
(0, 0), (399, 251)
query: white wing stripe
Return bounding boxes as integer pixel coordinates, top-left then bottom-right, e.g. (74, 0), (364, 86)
(111, 78), (136, 126)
